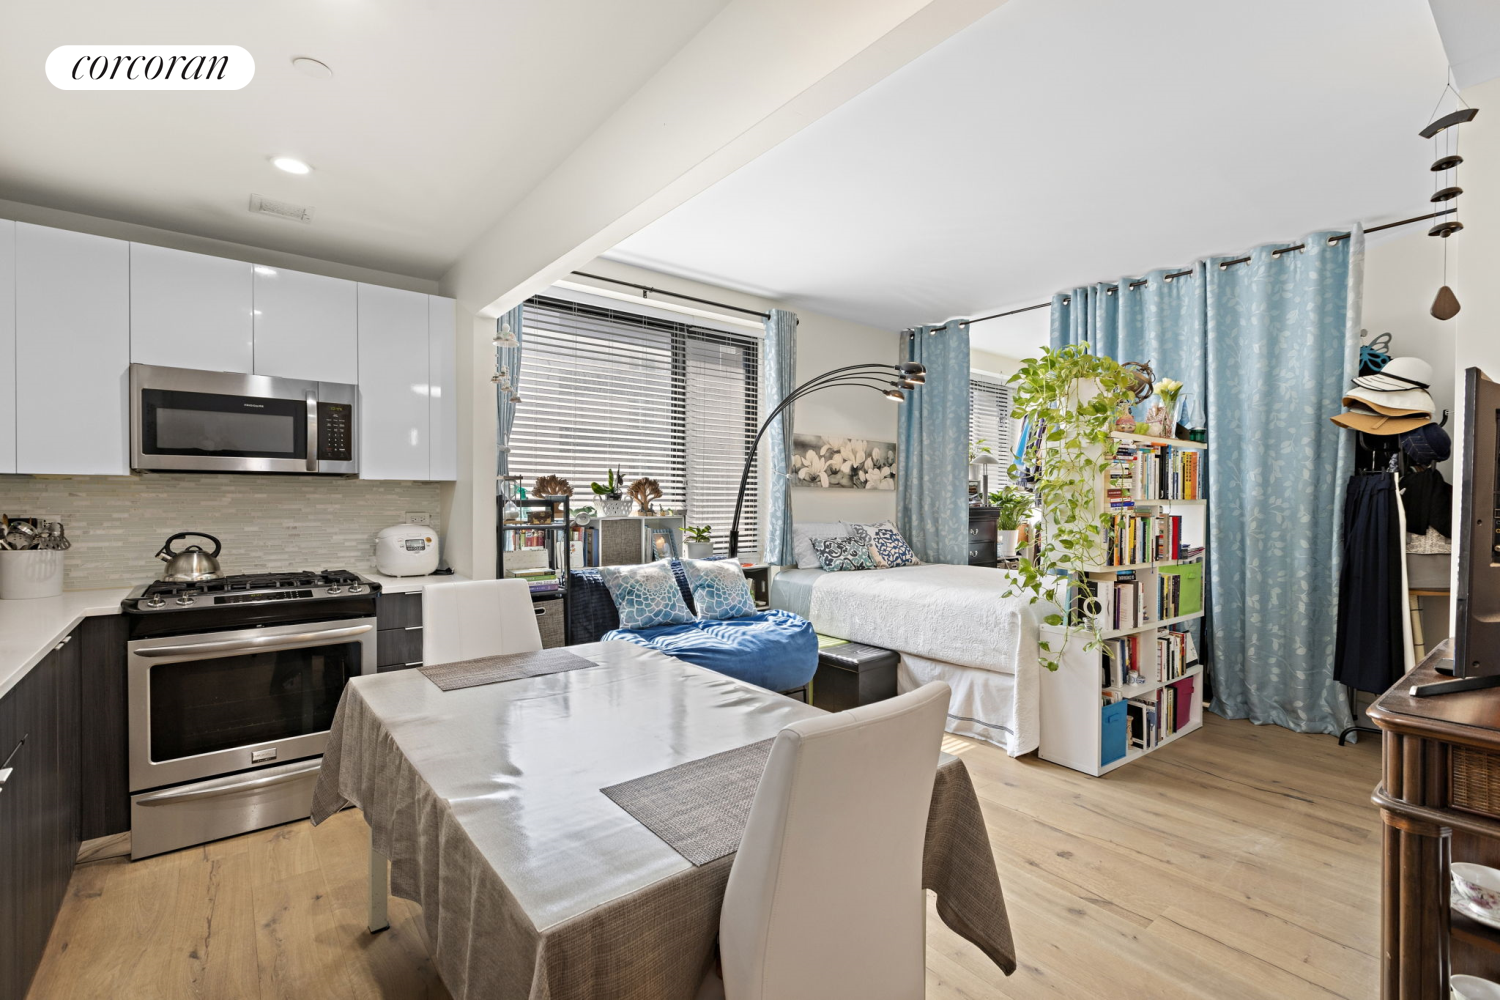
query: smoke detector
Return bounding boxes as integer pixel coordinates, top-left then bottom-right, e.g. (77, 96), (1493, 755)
(248, 194), (314, 224)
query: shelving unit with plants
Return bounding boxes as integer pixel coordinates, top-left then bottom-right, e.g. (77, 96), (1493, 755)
(1005, 345), (1207, 777)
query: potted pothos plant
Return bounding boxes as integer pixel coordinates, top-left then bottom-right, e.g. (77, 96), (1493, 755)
(590, 467), (633, 517)
(1004, 343), (1139, 670)
(986, 486), (1034, 559)
(683, 525), (715, 559)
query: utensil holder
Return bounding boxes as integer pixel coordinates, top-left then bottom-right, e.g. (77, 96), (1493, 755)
(0, 549), (64, 599)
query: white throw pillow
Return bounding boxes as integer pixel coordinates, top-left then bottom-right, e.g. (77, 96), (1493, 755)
(791, 522), (848, 570)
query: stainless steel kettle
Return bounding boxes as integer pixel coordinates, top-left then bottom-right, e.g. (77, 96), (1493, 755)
(155, 532), (225, 582)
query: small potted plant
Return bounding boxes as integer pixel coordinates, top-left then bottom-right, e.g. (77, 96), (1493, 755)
(987, 486), (1034, 559)
(683, 525), (714, 559)
(590, 467), (633, 517)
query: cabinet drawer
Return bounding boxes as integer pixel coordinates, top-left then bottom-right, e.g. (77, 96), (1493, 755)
(377, 626), (423, 669)
(376, 591), (423, 630)
(968, 541), (997, 566)
(968, 520), (997, 542)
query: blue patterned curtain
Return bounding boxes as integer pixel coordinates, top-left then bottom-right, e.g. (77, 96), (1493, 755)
(1205, 231), (1359, 734)
(897, 321), (970, 564)
(1051, 265), (1207, 420)
(495, 304), (523, 481)
(763, 309), (798, 565)
(1048, 234), (1360, 735)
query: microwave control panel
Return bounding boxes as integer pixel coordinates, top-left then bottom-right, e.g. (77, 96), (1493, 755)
(318, 402), (353, 462)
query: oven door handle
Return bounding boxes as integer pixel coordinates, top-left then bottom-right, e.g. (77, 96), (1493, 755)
(134, 760), (323, 805)
(134, 624), (373, 659)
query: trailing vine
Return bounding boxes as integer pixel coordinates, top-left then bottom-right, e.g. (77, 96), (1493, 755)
(1005, 344), (1139, 670)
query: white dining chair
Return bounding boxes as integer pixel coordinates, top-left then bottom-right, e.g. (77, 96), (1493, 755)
(422, 578), (542, 664)
(704, 681), (952, 1000)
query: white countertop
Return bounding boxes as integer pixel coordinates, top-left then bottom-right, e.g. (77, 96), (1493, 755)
(0, 571), (471, 701)
(366, 571), (471, 593)
(0, 588), (132, 700)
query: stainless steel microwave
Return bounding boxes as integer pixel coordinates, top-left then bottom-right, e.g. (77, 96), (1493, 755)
(130, 364), (357, 475)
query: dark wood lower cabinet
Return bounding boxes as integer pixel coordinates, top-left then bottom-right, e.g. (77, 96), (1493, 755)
(78, 615), (129, 841)
(0, 630), (81, 1000)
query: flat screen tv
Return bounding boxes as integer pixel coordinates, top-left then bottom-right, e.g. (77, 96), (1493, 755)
(1453, 366), (1500, 681)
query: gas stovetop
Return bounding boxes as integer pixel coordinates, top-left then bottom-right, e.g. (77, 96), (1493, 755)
(124, 570), (380, 613)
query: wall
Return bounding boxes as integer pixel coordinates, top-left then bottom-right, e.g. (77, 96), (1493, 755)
(0, 474), (442, 590)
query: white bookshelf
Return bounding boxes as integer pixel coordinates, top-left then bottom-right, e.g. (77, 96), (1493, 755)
(1038, 432), (1207, 777)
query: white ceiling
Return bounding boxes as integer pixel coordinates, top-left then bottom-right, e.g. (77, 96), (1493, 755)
(1428, 0), (1500, 88)
(0, 0), (727, 279)
(607, 0), (1457, 352)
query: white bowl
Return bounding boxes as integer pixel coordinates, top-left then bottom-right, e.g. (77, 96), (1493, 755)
(1452, 974), (1500, 1000)
(1453, 864), (1500, 919)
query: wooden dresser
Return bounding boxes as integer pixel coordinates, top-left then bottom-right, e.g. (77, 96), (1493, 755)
(968, 507), (999, 566)
(1370, 641), (1500, 998)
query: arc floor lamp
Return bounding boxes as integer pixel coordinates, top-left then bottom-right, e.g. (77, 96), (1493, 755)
(728, 361), (928, 558)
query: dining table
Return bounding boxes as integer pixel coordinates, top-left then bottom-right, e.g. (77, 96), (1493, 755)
(310, 640), (1016, 1000)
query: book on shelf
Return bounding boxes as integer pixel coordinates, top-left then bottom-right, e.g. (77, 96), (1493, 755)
(1100, 511), (1183, 565)
(1157, 561), (1203, 616)
(1108, 441), (1204, 504)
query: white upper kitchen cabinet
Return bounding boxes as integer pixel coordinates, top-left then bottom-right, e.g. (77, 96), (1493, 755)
(15, 223), (130, 475)
(357, 283), (430, 480)
(427, 296), (457, 481)
(130, 243), (253, 373)
(253, 266), (358, 384)
(0, 221), (14, 474)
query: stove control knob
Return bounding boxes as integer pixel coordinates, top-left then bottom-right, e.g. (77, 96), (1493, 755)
(175, 595), (195, 606)
(145, 595), (166, 609)
(327, 585), (343, 595)
(346, 584), (364, 594)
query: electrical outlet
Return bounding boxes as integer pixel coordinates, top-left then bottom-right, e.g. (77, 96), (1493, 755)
(405, 511), (432, 526)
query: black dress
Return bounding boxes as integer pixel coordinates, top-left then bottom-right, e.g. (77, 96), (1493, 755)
(1333, 471), (1406, 694)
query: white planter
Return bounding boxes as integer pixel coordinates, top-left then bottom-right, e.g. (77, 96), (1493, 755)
(684, 541), (714, 559)
(597, 498), (634, 517)
(996, 529), (1019, 559)
(0, 550), (64, 600)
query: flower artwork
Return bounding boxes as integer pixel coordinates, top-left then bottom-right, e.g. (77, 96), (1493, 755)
(790, 435), (897, 490)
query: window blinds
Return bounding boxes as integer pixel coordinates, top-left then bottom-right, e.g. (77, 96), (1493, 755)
(510, 296), (760, 555)
(969, 376), (1013, 484)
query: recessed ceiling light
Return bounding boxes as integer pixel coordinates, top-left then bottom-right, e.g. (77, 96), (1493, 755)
(291, 56), (333, 80)
(272, 156), (311, 175)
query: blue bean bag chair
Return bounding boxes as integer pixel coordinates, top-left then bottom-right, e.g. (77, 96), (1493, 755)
(604, 609), (818, 693)
(570, 562), (818, 693)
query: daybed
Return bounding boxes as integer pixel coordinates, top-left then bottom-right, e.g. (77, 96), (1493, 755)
(568, 560), (819, 693)
(772, 562), (1045, 756)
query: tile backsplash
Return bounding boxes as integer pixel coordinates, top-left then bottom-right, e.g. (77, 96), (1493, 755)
(0, 474), (444, 590)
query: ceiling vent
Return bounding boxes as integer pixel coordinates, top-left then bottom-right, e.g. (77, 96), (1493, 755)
(248, 194), (314, 224)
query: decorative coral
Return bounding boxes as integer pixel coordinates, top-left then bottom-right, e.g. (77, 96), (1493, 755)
(626, 477), (663, 515)
(534, 475), (573, 497)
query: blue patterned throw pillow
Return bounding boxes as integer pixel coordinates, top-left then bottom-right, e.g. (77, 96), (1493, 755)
(598, 562), (696, 629)
(681, 560), (757, 620)
(811, 536), (877, 572)
(846, 521), (919, 568)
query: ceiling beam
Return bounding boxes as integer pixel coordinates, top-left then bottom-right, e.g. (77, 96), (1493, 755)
(441, 0), (1008, 318)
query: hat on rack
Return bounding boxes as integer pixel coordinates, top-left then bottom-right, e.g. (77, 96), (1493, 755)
(1351, 356), (1433, 393)
(1398, 422), (1452, 465)
(1341, 384), (1435, 418)
(1330, 403), (1431, 436)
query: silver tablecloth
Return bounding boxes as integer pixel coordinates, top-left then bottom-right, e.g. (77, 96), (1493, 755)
(312, 641), (1014, 1000)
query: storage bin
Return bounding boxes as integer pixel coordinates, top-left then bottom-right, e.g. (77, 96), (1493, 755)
(1101, 699), (1129, 766)
(533, 596), (567, 648)
(0, 549), (64, 599)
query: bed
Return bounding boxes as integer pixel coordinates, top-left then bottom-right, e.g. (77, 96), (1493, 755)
(772, 563), (1045, 756)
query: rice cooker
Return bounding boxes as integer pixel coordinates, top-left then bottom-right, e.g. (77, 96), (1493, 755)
(374, 524), (440, 577)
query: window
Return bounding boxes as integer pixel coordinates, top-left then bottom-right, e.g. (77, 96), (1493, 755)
(509, 296), (759, 555)
(969, 376), (1013, 485)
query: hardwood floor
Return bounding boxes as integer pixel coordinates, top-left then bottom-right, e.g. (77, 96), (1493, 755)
(29, 713), (1381, 1000)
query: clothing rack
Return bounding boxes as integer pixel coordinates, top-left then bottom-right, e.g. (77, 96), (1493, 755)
(933, 208), (1459, 328)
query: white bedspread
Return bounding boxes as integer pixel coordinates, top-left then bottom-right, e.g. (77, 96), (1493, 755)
(806, 564), (1037, 676)
(789, 564), (1045, 757)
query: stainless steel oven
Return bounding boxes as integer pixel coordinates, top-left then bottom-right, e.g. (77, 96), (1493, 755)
(126, 615), (375, 857)
(130, 363), (357, 474)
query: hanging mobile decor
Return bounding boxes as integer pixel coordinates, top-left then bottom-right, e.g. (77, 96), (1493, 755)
(1420, 92), (1477, 320)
